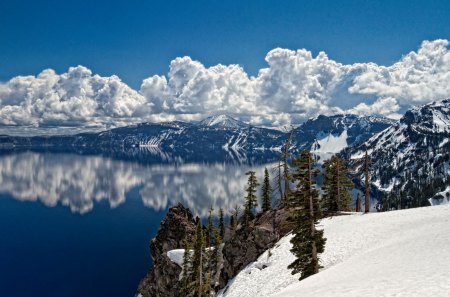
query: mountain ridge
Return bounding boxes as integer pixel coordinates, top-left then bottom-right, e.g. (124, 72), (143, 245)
(344, 98), (450, 209)
(0, 114), (394, 159)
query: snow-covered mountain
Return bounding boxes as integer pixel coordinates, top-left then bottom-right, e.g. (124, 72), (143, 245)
(344, 99), (450, 209)
(292, 114), (395, 161)
(217, 204), (450, 297)
(198, 114), (249, 129)
(0, 114), (393, 163)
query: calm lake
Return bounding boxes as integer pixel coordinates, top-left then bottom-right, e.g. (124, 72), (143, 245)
(0, 151), (273, 297)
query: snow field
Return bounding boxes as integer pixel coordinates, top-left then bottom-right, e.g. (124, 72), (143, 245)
(218, 204), (450, 297)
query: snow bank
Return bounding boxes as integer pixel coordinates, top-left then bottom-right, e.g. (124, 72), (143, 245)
(167, 249), (185, 266)
(312, 130), (348, 154)
(220, 204), (450, 297)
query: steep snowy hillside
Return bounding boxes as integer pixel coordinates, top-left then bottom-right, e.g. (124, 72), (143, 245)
(344, 99), (450, 210)
(219, 204), (450, 297)
(293, 114), (394, 161)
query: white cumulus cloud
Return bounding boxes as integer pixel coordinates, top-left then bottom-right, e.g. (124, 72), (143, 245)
(1, 39), (449, 134)
(0, 66), (149, 130)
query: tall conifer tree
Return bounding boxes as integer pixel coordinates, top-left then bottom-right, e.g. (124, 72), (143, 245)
(288, 150), (326, 280)
(218, 207), (225, 239)
(261, 167), (273, 212)
(322, 155), (354, 212)
(364, 151), (371, 213)
(192, 219), (205, 296)
(180, 239), (193, 295)
(206, 206), (214, 247)
(243, 170), (259, 223)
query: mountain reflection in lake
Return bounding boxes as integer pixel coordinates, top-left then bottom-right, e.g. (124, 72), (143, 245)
(0, 151), (275, 297)
(0, 152), (273, 216)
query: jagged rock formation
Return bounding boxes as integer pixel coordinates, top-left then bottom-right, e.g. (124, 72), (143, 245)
(136, 205), (293, 297)
(137, 203), (197, 297)
(219, 209), (293, 288)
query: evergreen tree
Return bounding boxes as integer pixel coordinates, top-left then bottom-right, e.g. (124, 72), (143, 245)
(282, 129), (294, 204)
(229, 214), (235, 233)
(191, 219), (210, 296)
(364, 151), (371, 213)
(288, 150), (326, 280)
(243, 171), (259, 223)
(355, 193), (362, 212)
(212, 227), (222, 272)
(261, 167), (273, 212)
(180, 239), (193, 295)
(322, 156), (354, 212)
(206, 206), (214, 247)
(218, 207), (225, 239)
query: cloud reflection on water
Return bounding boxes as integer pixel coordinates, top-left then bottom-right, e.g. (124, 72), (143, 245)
(0, 152), (272, 216)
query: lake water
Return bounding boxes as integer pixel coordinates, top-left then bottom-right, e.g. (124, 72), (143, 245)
(0, 151), (273, 297)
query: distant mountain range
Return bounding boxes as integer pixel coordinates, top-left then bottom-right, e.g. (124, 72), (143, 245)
(0, 113), (393, 163)
(3, 99), (450, 206)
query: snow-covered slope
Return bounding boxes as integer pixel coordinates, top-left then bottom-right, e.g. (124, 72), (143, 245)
(198, 115), (249, 129)
(219, 204), (450, 297)
(292, 114), (394, 161)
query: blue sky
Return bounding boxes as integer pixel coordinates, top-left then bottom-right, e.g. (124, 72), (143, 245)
(0, 0), (449, 134)
(1, 0), (449, 87)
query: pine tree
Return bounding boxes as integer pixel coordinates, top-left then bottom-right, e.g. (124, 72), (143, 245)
(364, 151), (370, 213)
(288, 150), (326, 280)
(229, 214), (235, 233)
(243, 170), (259, 223)
(202, 230), (213, 297)
(355, 193), (362, 212)
(206, 206), (214, 247)
(218, 207), (225, 239)
(322, 156), (354, 212)
(212, 227), (222, 271)
(180, 239), (192, 295)
(192, 219), (208, 297)
(261, 167), (273, 212)
(282, 129), (294, 204)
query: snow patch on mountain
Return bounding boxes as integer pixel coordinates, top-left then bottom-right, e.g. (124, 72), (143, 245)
(198, 115), (249, 129)
(219, 204), (450, 297)
(311, 130), (348, 154)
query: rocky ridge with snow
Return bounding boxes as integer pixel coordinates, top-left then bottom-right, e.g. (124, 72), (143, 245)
(344, 99), (450, 209)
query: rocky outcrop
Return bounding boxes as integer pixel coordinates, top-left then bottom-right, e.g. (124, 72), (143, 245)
(137, 203), (197, 297)
(136, 205), (292, 297)
(219, 209), (293, 287)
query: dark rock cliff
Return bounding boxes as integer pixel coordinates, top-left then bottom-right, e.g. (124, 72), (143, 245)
(137, 203), (197, 297)
(136, 204), (292, 297)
